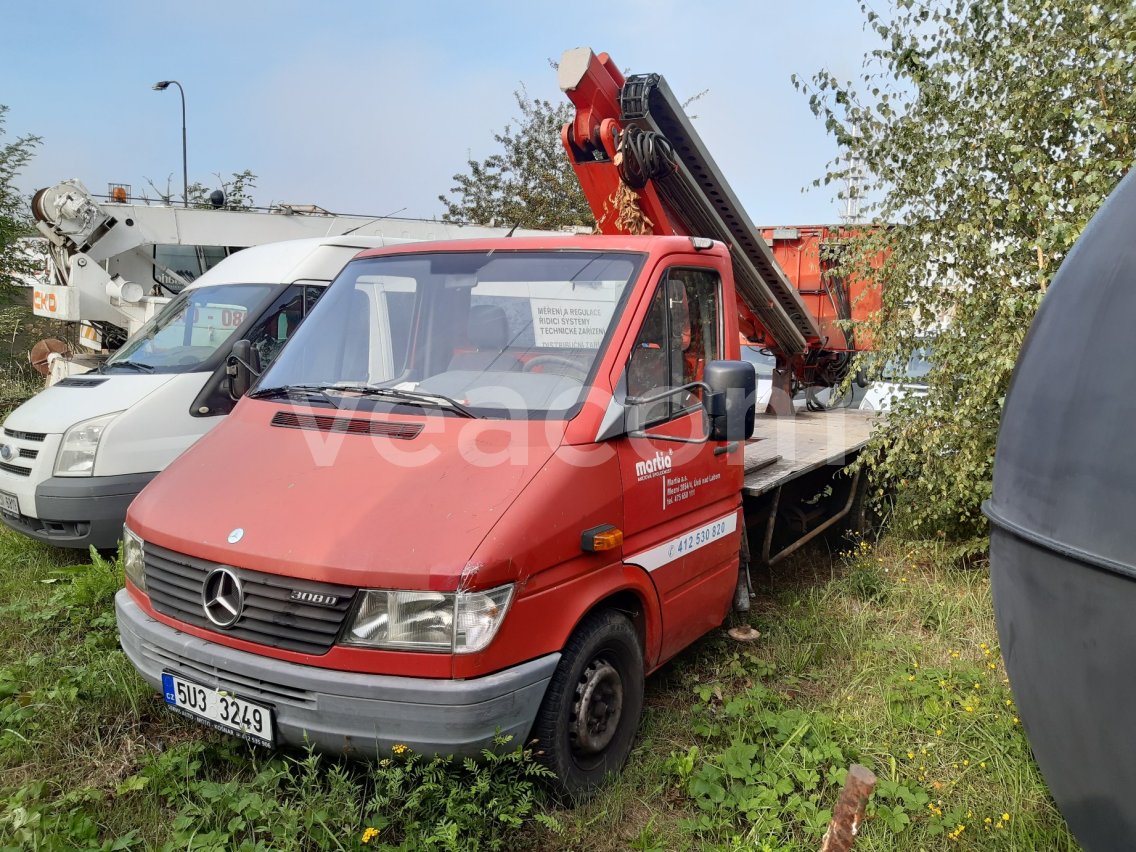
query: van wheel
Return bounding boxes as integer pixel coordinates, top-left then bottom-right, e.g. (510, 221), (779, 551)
(532, 609), (644, 800)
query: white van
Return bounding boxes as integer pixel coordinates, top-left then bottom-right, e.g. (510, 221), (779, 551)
(0, 236), (392, 549)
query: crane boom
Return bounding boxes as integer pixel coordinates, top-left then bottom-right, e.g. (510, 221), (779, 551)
(617, 71), (819, 353)
(558, 48), (862, 393)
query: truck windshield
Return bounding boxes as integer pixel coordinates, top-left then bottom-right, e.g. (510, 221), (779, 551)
(259, 250), (643, 418)
(105, 284), (276, 373)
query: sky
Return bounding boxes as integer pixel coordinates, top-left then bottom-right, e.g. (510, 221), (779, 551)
(1, 1), (880, 226)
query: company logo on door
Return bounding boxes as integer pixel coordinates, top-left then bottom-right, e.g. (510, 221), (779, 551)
(635, 450), (673, 481)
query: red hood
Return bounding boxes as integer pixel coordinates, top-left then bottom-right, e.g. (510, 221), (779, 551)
(128, 399), (565, 590)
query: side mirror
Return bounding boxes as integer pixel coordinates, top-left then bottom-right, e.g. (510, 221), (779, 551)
(703, 360), (756, 441)
(226, 339), (261, 399)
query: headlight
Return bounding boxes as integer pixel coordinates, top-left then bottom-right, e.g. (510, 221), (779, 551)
(123, 525), (146, 591)
(343, 584), (513, 654)
(54, 412), (119, 477)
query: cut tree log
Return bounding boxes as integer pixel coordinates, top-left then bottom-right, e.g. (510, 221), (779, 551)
(819, 763), (877, 852)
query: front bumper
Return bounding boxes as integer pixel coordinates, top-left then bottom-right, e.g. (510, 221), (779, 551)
(0, 472), (156, 550)
(115, 590), (559, 757)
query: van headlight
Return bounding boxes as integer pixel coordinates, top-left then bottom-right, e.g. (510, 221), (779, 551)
(54, 412), (119, 477)
(123, 525), (146, 591)
(343, 584), (513, 654)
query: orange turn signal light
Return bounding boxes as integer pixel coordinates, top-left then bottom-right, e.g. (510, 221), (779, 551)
(581, 524), (623, 552)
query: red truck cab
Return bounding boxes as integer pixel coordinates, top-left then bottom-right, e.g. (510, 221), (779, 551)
(116, 235), (758, 794)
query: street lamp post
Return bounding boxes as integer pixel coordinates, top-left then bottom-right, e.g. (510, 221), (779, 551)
(152, 80), (188, 208)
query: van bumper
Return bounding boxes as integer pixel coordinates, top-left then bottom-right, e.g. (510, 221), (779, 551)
(115, 590), (559, 757)
(0, 473), (156, 550)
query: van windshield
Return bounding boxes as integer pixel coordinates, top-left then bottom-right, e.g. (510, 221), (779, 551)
(258, 250), (643, 418)
(105, 284), (276, 373)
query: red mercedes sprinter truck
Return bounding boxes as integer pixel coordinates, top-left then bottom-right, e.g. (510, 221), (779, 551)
(115, 49), (876, 795)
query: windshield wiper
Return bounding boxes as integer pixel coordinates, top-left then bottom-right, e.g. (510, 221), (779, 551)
(247, 385), (338, 407)
(102, 360), (155, 373)
(332, 385), (477, 418)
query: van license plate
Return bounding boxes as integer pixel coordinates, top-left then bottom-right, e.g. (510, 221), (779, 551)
(161, 672), (274, 747)
(0, 491), (18, 516)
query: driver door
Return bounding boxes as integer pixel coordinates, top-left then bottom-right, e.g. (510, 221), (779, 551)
(615, 267), (743, 662)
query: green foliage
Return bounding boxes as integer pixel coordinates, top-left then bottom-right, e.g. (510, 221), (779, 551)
(144, 169), (258, 209)
(0, 104), (42, 292)
(439, 89), (593, 230)
(187, 169), (258, 210)
(362, 736), (560, 850)
(670, 684), (845, 846)
(794, 0), (1136, 540)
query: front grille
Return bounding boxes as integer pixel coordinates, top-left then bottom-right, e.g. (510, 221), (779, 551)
(4, 428), (46, 443)
(18, 448), (37, 460)
(144, 543), (357, 655)
(0, 462), (30, 477)
(271, 410), (423, 440)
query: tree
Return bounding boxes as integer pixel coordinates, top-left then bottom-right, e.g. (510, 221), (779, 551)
(187, 169), (258, 210)
(439, 89), (594, 230)
(0, 104), (42, 291)
(144, 169), (258, 209)
(795, 0), (1136, 546)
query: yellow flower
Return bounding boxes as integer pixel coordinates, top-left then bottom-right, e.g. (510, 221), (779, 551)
(907, 751), (915, 759)
(1002, 813), (1011, 822)
(392, 743), (409, 755)
(935, 729), (943, 736)
(362, 827), (380, 844)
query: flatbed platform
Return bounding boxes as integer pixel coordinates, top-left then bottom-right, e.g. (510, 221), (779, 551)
(742, 409), (875, 496)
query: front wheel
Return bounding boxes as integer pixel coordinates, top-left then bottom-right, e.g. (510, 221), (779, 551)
(531, 609), (644, 799)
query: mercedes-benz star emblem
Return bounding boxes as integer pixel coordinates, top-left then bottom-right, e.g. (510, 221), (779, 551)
(201, 568), (244, 628)
(227, 528), (244, 544)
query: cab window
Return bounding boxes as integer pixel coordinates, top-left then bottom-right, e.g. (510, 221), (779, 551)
(247, 284), (324, 367)
(627, 268), (721, 423)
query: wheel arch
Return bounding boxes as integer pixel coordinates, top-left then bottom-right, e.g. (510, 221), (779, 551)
(564, 565), (662, 670)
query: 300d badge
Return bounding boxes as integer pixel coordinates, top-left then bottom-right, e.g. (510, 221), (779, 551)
(289, 590), (339, 607)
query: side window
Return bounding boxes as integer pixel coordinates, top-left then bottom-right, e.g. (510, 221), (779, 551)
(626, 268), (721, 422)
(303, 285), (325, 316)
(247, 286), (305, 368)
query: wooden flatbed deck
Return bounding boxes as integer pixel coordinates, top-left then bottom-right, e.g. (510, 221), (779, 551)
(742, 409), (875, 496)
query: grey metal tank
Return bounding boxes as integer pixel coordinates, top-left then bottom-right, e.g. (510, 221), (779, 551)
(986, 168), (1136, 850)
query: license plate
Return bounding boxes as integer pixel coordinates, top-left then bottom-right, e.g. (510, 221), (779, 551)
(161, 671), (274, 747)
(0, 491), (18, 516)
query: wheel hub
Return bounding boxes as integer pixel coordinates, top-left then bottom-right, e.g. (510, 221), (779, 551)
(570, 657), (624, 755)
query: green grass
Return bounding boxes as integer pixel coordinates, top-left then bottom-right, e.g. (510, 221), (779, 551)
(0, 526), (1077, 850)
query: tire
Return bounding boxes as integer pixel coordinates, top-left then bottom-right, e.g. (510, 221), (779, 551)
(531, 609), (644, 800)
